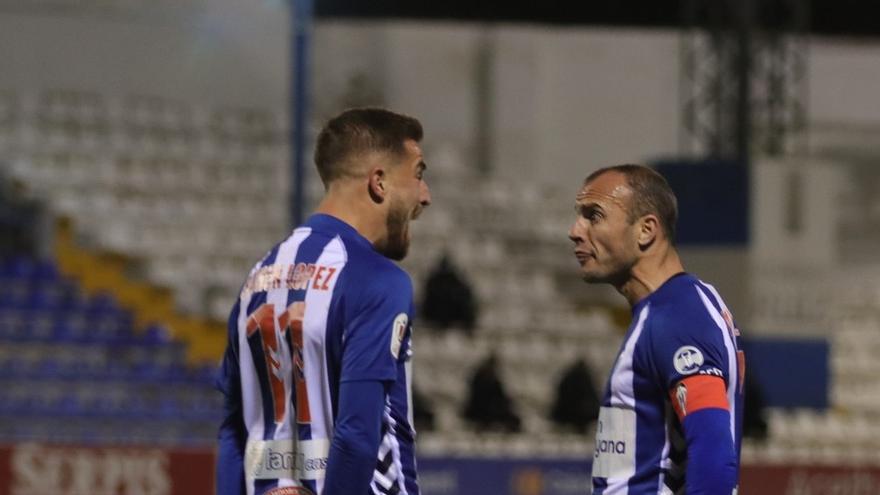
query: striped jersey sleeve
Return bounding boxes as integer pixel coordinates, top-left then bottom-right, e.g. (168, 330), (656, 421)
(338, 261), (414, 384)
(648, 282), (739, 391)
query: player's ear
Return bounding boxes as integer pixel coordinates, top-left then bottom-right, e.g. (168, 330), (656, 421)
(368, 167), (386, 203)
(637, 214), (659, 249)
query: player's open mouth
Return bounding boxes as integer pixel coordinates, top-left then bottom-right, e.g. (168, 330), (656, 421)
(574, 251), (593, 264)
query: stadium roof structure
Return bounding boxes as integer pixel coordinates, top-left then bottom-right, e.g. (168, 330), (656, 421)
(316, 0), (880, 38)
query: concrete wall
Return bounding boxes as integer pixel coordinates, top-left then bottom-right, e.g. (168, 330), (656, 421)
(313, 22), (880, 187)
(746, 157), (846, 334)
(2, 9), (879, 179)
(809, 38), (880, 126)
(314, 22), (682, 186)
(0, 0), (289, 108)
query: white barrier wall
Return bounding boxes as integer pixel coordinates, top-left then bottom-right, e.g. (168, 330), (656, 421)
(748, 157), (845, 334)
(491, 27), (682, 186)
(314, 22), (880, 188)
(314, 23), (682, 185)
(809, 38), (880, 125)
(751, 158), (842, 268)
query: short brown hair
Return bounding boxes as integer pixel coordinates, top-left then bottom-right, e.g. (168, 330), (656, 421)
(313, 108), (423, 187)
(585, 164), (678, 243)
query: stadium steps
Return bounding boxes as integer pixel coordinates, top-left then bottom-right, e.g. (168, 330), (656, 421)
(53, 216), (225, 364)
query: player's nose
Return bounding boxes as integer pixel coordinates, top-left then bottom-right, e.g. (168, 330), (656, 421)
(568, 220), (583, 244)
(420, 181), (432, 207)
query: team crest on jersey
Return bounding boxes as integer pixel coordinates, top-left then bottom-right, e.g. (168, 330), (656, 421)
(673, 345), (704, 375)
(390, 313), (408, 359)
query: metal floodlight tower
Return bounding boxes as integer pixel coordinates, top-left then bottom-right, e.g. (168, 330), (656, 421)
(680, 0), (809, 162)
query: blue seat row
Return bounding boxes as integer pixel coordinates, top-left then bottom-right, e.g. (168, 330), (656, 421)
(0, 378), (221, 421)
(0, 414), (219, 447)
(0, 256), (61, 281)
(0, 255), (222, 447)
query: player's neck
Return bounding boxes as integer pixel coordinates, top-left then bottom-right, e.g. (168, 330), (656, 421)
(315, 189), (387, 246)
(618, 246), (685, 307)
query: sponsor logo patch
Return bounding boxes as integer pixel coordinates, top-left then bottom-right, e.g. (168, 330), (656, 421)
(673, 345), (704, 375)
(592, 407), (636, 479)
(390, 313), (408, 359)
(699, 367), (724, 377)
(266, 488), (315, 495)
(245, 438), (329, 481)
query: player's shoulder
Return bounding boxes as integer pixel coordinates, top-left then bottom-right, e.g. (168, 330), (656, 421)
(642, 274), (735, 384)
(645, 273), (722, 334)
(343, 245), (412, 294)
(336, 249), (413, 320)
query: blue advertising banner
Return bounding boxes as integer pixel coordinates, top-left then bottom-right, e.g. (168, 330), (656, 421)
(652, 159), (749, 246)
(419, 456), (591, 495)
(741, 337), (829, 409)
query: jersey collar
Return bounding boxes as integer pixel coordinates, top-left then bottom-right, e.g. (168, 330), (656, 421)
(632, 271), (692, 314)
(304, 213), (374, 250)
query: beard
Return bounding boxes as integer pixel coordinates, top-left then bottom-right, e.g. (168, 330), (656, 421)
(375, 197), (412, 261)
(580, 254), (636, 288)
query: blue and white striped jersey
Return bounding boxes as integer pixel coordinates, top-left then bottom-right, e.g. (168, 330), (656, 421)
(592, 273), (744, 495)
(217, 214), (418, 495)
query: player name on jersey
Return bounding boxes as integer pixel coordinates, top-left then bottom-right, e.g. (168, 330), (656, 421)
(242, 262), (338, 298)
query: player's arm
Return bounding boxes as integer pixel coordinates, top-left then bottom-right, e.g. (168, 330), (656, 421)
(323, 267), (411, 495)
(215, 302), (246, 495)
(669, 375), (738, 495)
(323, 379), (386, 495)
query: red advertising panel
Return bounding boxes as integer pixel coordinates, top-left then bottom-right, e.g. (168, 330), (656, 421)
(3, 444), (880, 495)
(0, 443), (214, 495)
(741, 464), (880, 495)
